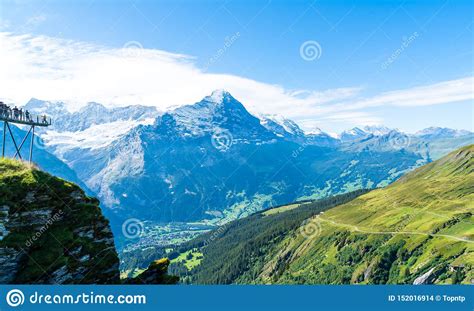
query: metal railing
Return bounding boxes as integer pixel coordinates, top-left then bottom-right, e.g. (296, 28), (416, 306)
(0, 104), (51, 127)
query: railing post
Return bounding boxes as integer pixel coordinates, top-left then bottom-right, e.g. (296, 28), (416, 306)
(29, 126), (35, 163)
(6, 122), (22, 160)
(1, 121), (5, 158)
(14, 126), (33, 158)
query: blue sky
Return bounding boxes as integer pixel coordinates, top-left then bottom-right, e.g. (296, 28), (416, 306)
(0, 0), (472, 133)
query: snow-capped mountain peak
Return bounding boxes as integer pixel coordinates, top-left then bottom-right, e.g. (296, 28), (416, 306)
(259, 114), (305, 137)
(362, 125), (393, 136)
(306, 127), (325, 135)
(346, 127), (365, 135)
(340, 127), (368, 142)
(415, 127), (472, 138)
(79, 101), (108, 112)
(205, 89), (231, 103)
(24, 98), (68, 117)
(340, 125), (396, 142)
(165, 91), (275, 141)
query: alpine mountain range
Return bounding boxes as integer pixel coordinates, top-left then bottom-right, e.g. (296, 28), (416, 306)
(4, 90), (473, 250)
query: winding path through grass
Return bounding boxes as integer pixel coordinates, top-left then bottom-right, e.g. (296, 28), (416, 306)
(316, 215), (474, 244)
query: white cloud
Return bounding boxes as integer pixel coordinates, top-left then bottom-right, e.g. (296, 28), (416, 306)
(0, 19), (10, 30)
(322, 112), (383, 124)
(0, 32), (360, 114)
(345, 76), (474, 110)
(24, 14), (47, 30)
(0, 32), (472, 132)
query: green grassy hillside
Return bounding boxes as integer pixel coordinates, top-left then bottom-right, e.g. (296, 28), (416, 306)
(170, 145), (474, 284)
(168, 190), (369, 284)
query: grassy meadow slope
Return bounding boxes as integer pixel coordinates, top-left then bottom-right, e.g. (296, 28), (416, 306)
(168, 190), (370, 284)
(170, 145), (473, 284)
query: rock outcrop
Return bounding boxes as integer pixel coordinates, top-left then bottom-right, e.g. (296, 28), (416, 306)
(0, 158), (119, 284)
(0, 158), (177, 284)
(413, 267), (436, 285)
(125, 258), (179, 284)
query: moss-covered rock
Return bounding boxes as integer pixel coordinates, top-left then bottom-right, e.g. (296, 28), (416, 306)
(125, 258), (179, 284)
(0, 158), (179, 284)
(0, 158), (120, 284)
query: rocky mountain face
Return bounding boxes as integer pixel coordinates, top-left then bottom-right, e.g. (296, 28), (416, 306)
(84, 91), (424, 225)
(0, 158), (176, 284)
(18, 91), (473, 246)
